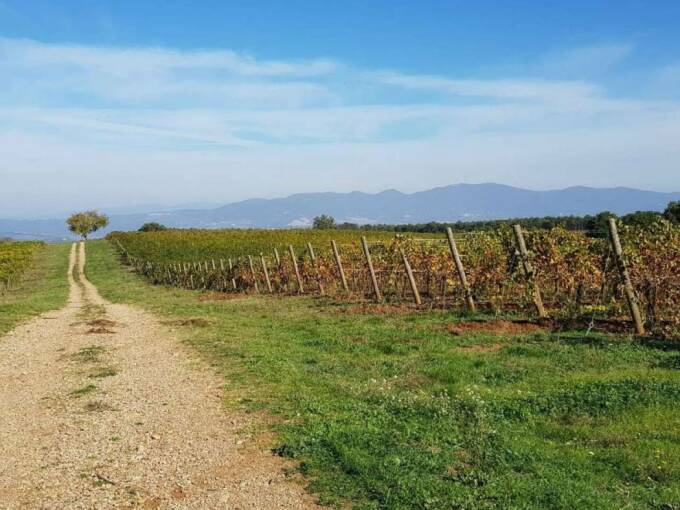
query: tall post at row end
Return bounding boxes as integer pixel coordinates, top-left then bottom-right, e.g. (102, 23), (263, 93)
(446, 228), (476, 312)
(512, 224), (547, 318)
(361, 236), (382, 301)
(607, 218), (645, 336)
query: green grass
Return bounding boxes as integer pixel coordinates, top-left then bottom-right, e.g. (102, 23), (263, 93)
(70, 383), (97, 398)
(86, 240), (680, 510)
(72, 345), (106, 363)
(89, 366), (118, 378)
(0, 243), (71, 336)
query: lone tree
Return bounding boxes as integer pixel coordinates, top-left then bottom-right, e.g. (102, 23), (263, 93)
(138, 222), (168, 232)
(313, 215), (336, 229)
(66, 211), (109, 240)
(664, 201), (680, 223)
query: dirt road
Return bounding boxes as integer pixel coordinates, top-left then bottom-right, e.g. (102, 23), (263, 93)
(0, 243), (319, 509)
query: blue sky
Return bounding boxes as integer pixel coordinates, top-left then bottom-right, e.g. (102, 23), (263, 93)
(1, 1), (680, 217)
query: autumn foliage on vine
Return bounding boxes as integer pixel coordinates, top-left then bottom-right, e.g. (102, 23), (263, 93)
(109, 223), (679, 339)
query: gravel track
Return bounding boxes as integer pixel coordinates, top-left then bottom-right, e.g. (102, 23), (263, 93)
(0, 243), (319, 509)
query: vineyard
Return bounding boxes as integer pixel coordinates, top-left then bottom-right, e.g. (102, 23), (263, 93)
(108, 221), (680, 339)
(0, 241), (44, 292)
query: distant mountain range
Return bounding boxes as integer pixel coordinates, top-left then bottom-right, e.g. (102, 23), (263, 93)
(2, 183), (678, 240)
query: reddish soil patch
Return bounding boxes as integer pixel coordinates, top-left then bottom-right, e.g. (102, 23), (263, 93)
(86, 327), (115, 334)
(446, 319), (546, 337)
(87, 319), (117, 328)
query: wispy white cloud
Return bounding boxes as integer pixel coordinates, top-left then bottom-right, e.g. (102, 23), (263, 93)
(373, 71), (602, 105)
(0, 37), (339, 107)
(0, 37), (339, 76)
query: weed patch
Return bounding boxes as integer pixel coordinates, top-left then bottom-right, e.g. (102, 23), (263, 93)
(71, 384), (97, 398)
(71, 345), (105, 363)
(89, 366), (118, 379)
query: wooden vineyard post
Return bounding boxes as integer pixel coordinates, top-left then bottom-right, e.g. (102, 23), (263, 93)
(361, 236), (382, 301)
(512, 224), (547, 318)
(331, 240), (349, 293)
(307, 242), (324, 295)
(228, 258), (237, 291)
(248, 256), (260, 293)
(260, 254), (273, 293)
(289, 245), (304, 294)
(273, 248), (285, 292)
(401, 249), (421, 305)
(211, 259), (216, 270)
(607, 218), (645, 335)
(446, 228), (476, 312)
(218, 259), (227, 291)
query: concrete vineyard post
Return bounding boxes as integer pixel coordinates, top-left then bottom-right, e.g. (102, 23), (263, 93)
(401, 249), (421, 305)
(361, 236), (382, 301)
(211, 259), (216, 270)
(307, 242), (324, 295)
(331, 240), (349, 293)
(512, 224), (547, 318)
(289, 245), (304, 294)
(248, 256), (260, 293)
(446, 227), (476, 312)
(260, 254), (273, 293)
(607, 218), (645, 336)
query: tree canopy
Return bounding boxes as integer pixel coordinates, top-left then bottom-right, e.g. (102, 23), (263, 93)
(664, 201), (680, 223)
(66, 211), (109, 239)
(313, 215), (336, 229)
(138, 222), (168, 232)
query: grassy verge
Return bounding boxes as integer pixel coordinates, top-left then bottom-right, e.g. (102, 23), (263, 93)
(86, 240), (680, 509)
(0, 242), (71, 335)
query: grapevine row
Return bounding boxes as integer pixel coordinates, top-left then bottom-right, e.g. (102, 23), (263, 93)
(108, 223), (680, 339)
